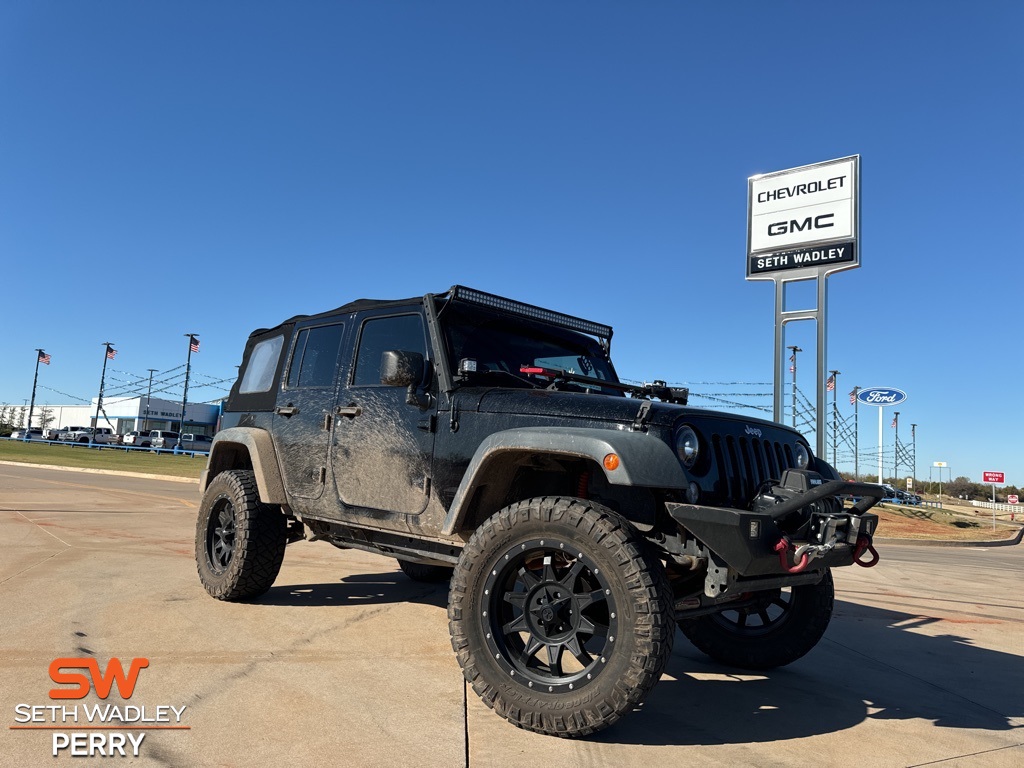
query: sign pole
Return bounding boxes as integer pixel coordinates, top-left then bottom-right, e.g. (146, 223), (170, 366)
(877, 404), (883, 483)
(748, 156), (859, 457)
(992, 484), (996, 530)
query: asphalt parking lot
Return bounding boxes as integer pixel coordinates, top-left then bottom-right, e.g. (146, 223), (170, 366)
(1, 463), (1021, 767)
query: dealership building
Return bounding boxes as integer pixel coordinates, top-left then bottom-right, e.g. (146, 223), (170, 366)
(19, 396), (220, 435)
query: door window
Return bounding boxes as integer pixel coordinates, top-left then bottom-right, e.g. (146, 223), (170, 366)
(352, 315), (426, 387)
(287, 324), (344, 388)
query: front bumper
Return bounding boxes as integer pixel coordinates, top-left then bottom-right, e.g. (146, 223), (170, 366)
(666, 480), (884, 581)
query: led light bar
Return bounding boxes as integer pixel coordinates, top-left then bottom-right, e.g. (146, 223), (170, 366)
(448, 285), (613, 343)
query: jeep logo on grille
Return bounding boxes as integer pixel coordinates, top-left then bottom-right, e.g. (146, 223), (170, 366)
(744, 426), (763, 438)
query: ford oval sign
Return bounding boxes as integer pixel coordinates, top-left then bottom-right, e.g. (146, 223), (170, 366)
(856, 387), (908, 406)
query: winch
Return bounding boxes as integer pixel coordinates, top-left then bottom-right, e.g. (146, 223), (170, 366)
(666, 470), (884, 586)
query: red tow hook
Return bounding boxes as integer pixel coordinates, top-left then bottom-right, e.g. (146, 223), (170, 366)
(853, 535), (880, 567)
(774, 537), (810, 574)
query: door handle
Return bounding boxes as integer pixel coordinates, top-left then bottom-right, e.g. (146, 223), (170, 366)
(275, 405), (299, 417)
(336, 405), (363, 418)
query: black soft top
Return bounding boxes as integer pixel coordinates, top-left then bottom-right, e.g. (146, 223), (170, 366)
(248, 295), (425, 340)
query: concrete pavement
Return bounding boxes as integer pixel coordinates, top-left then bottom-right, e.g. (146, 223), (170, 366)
(1, 464), (1021, 766)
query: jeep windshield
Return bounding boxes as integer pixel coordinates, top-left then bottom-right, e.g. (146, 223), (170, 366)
(440, 303), (622, 395)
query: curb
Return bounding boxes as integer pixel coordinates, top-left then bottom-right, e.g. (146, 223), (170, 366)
(875, 526), (1024, 548)
(0, 460), (200, 485)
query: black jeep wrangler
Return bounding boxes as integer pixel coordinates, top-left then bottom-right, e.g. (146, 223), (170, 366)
(196, 285), (884, 737)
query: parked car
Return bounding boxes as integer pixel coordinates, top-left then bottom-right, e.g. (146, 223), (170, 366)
(10, 427), (44, 439)
(42, 427), (63, 440)
(150, 431), (211, 451)
(148, 430), (180, 449)
(179, 433), (213, 452)
(58, 426), (91, 442)
(122, 430), (153, 447)
(59, 426), (116, 444)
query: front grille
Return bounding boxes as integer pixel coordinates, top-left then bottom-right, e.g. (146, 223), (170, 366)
(711, 434), (795, 507)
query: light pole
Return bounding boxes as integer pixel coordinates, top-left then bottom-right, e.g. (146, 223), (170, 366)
(787, 345), (801, 428)
(145, 369), (157, 432)
(933, 461), (948, 501)
(851, 385), (860, 480)
(911, 423), (917, 490)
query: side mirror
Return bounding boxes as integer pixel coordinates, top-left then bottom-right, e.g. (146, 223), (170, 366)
(380, 350), (424, 388)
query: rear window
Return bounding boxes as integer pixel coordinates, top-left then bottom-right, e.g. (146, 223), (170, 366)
(240, 336), (285, 394)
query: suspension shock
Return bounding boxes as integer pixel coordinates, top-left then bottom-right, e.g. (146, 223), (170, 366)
(577, 470), (591, 499)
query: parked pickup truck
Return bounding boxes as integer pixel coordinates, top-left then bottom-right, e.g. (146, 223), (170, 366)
(58, 427), (116, 444)
(152, 432), (212, 451)
(122, 430), (153, 447)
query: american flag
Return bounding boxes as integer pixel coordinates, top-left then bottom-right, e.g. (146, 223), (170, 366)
(106, 347), (117, 360)
(789, 365), (794, 373)
(38, 351), (51, 365)
(849, 389), (857, 405)
(826, 373), (835, 391)
(891, 416), (897, 428)
(190, 336), (200, 354)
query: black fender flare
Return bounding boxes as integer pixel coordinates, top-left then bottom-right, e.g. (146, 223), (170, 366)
(440, 427), (686, 536)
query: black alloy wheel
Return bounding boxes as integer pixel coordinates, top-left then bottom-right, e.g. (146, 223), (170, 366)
(449, 497), (674, 737)
(194, 470), (287, 601)
(679, 569), (834, 670)
(206, 499), (237, 573)
(483, 540), (615, 693)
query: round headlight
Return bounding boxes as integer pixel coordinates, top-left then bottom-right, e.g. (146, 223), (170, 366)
(676, 426), (700, 469)
(794, 443), (810, 469)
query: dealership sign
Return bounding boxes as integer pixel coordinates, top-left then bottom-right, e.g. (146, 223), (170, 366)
(856, 387), (907, 407)
(747, 156), (859, 279)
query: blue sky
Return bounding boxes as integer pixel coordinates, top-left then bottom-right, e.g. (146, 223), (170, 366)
(2, 2), (1021, 486)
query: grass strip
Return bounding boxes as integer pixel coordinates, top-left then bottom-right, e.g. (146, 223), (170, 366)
(0, 439), (204, 480)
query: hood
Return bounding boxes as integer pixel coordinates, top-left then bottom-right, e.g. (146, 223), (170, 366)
(465, 387), (806, 442)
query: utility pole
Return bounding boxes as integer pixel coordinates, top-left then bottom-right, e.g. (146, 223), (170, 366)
(145, 369), (158, 432)
(829, 369), (839, 467)
(94, 343), (115, 442)
(893, 411), (900, 484)
(787, 345), (801, 428)
(177, 334), (199, 449)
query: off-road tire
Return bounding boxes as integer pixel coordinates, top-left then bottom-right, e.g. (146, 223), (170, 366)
(398, 559), (454, 583)
(195, 470), (287, 601)
(448, 497), (674, 738)
(679, 569), (834, 670)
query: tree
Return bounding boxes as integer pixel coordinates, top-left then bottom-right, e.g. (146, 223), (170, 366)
(945, 476), (981, 501)
(37, 406), (55, 430)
